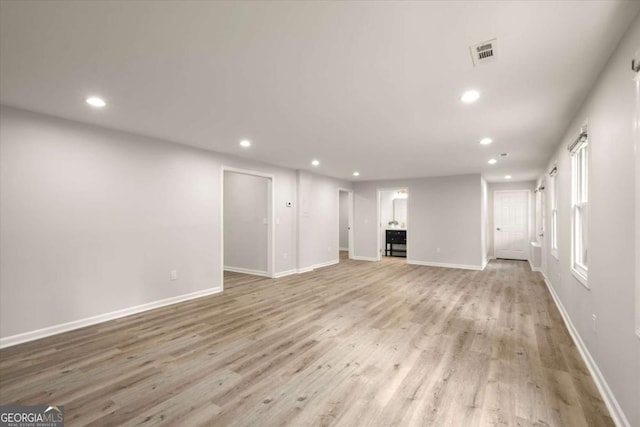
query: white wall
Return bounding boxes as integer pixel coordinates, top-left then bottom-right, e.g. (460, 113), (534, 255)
(486, 180), (537, 258)
(0, 106), (350, 341)
(541, 16), (639, 427)
(353, 174), (483, 268)
(224, 171), (269, 273)
(339, 191), (349, 250)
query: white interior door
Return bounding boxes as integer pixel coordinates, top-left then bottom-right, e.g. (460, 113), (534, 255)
(494, 190), (529, 260)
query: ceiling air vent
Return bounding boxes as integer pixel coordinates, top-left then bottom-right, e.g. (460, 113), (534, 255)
(470, 39), (497, 66)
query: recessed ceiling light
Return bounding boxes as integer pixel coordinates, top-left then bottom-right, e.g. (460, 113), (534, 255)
(479, 137), (492, 145)
(488, 159), (497, 165)
(353, 171), (360, 177)
(460, 90), (480, 104)
(239, 139), (251, 148)
(311, 159), (320, 167)
(85, 96), (106, 108)
(505, 175), (512, 179)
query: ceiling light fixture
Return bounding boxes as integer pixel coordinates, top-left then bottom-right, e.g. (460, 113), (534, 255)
(353, 171), (360, 177)
(85, 96), (106, 108)
(311, 159), (320, 167)
(505, 175), (512, 179)
(488, 159), (497, 165)
(239, 139), (251, 148)
(460, 90), (480, 104)
(479, 137), (492, 145)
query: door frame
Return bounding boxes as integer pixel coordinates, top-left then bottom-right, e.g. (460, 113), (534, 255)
(377, 187), (409, 261)
(337, 188), (354, 260)
(221, 166), (275, 290)
(493, 189), (531, 260)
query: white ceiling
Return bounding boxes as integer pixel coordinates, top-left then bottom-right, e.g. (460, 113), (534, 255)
(1, 1), (638, 182)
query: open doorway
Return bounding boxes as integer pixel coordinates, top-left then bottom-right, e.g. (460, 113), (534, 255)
(222, 168), (274, 288)
(377, 188), (408, 260)
(337, 188), (354, 262)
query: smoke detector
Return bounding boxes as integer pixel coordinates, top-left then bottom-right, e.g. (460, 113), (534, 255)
(470, 39), (498, 66)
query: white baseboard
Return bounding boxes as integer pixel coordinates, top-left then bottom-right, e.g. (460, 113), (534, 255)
(482, 258), (489, 270)
(339, 247), (349, 252)
(0, 286), (222, 349)
(407, 260), (483, 271)
(275, 260), (340, 278)
(352, 256), (378, 262)
(542, 275), (630, 427)
(528, 262), (542, 272)
(313, 259), (339, 269)
(272, 269), (298, 279)
(224, 266), (271, 278)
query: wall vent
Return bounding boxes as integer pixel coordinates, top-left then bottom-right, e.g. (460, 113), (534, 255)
(470, 39), (498, 66)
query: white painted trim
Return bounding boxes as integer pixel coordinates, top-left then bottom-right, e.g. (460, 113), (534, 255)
(313, 259), (339, 269)
(223, 266), (271, 278)
(407, 260), (483, 271)
(0, 287), (222, 349)
(377, 187), (408, 261)
(482, 258), (489, 270)
(352, 256), (378, 262)
(272, 269), (297, 279)
(543, 274), (631, 427)
(337, 188), (354, 261)
(528, 259), (542, 272)
(221, 166), (276, 288)
(297, 266), (314, 274)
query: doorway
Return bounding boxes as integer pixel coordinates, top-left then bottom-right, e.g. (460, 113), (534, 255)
(337, 188), (354, 262)
(222, 168), (274, 286)
(494, 190), (529, 260)
(377, 188), (408, 260)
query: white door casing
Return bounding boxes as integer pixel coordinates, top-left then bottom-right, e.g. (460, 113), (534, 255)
(494, 190), (529, 260)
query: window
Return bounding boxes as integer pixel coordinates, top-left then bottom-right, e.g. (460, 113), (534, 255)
(550, 170), (558, 259)
(570, 131), (588, 286)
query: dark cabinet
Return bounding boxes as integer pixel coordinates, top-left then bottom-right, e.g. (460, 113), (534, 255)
(385, 229), (407, 257)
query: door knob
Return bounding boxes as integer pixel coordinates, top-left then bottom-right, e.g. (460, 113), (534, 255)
(496, 228), (501, 231)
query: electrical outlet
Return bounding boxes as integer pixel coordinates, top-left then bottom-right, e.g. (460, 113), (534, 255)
(170, 270), (177, 281)
(592, 314), (597, 332)
(283, 252), (288, 259)
(327, 246), (331, 252)
(436, 247), (441, 253)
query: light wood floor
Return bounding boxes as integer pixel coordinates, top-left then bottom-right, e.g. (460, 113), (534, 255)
(0, 256), (612, 426)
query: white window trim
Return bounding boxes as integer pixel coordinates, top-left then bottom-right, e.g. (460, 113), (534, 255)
(570, 139), (589, 289)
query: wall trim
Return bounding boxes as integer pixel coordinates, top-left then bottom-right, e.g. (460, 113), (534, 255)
(224, 266), (271, 278)
(312, 259), (339, 270)
(339, 247), (349, 252)
(0, 286), (222, 349)
(272, 269), (298, 279)
(542, 274), (630, 427)
(352, 255), (378, 262)
(482, 258), (489, 270)
(528, 259), (542, 272)
(407, 260), (483, 271)
(297, 266), (314, 274)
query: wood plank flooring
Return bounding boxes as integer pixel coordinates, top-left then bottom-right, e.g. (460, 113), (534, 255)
(0, 255), (612, 426)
